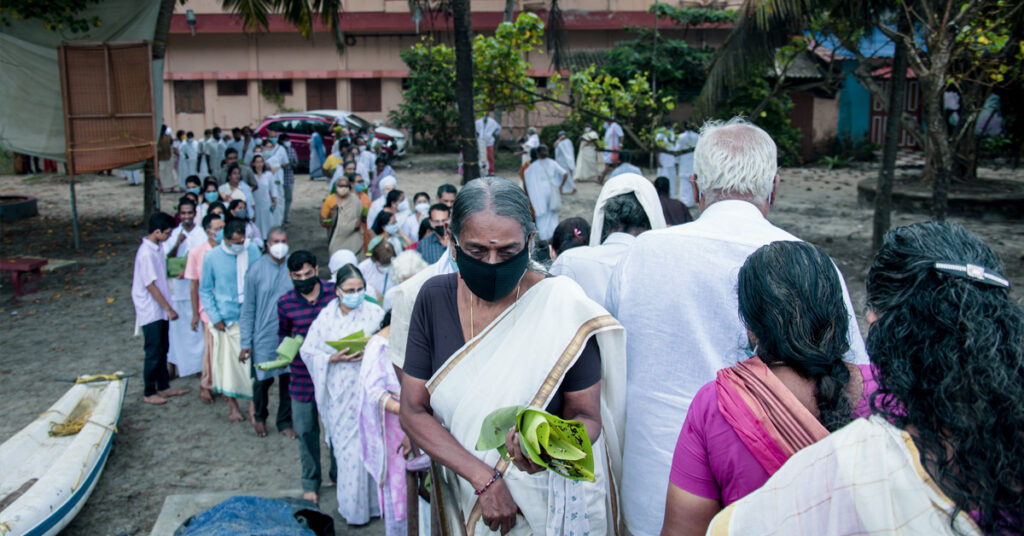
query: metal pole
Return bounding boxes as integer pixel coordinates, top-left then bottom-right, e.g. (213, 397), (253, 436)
(651, 2), (659, 169)
(70, 176), (81, 250)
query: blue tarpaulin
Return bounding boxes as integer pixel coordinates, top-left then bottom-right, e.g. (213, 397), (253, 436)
(175, 496), (334, 536)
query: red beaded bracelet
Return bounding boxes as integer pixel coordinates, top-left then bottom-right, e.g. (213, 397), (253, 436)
(474, 470), (502, 496)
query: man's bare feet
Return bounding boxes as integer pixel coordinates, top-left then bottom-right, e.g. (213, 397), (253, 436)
(226, 398), (244, 422)
(143, 394), (168, 405)
(200, 389), (213, 404)
(280, 428), (297, 439)
(248, 401), (256, 424)
(158, 388), (190, 398)
(302, 491), (318, 506)
(253, 421), (267, 437)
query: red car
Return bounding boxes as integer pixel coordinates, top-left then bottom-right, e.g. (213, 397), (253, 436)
(255, 112), (400, 171)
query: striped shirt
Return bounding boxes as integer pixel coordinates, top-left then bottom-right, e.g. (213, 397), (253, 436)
(277, 280), (335, 402)
(283, 145), (298, 186)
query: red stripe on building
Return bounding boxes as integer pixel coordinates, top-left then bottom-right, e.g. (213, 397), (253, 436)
(166, 69), (565, 80)
(169, 11), (731, 34)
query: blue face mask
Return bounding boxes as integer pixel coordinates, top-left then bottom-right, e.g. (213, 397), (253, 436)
(384, 222), (400, 235)
(214, 229), (224, 242)
(270, 137), (278, 145)
(354, 183), (368, 192)
(228, 243), (245, 255)
(340, 290), (365, 309)
(187, 187), (201, 195)
(204, 191), (220, 203)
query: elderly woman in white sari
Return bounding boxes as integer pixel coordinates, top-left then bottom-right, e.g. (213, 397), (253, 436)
(400, 177), (628, 536)
(299, 264), (385, 525)
(707, 222), (1024, 536)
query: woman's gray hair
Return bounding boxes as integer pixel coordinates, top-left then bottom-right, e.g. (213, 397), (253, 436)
(450, 177), (536, 242)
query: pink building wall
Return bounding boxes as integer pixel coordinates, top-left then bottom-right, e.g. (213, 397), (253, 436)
(164, 0), (738, 136)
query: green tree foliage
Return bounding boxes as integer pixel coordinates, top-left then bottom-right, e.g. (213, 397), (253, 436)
(0, 0), (102, 32)
(389, 40), (459, 150)
(473, 12), (543, 111)
(603, 31), (713, 103)
(712, 76), (802, 166)
(566, 66), (670, 150)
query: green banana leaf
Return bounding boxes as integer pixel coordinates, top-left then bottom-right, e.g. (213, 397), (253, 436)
(474, 405), (595, 482)
(167, 257), (187, 278)
(326, 330), (369, 354)
(256, 335), (304, 371)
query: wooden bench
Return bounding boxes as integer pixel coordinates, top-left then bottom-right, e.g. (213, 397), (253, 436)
(0, 257), (48, 298)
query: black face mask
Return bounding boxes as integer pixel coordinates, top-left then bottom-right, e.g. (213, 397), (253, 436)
(454, 241), (530, 302)
(433, 225), (446, 238)
(292, 276), (318, 295)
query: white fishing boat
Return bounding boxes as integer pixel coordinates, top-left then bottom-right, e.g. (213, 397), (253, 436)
(0, 373), (127, 536)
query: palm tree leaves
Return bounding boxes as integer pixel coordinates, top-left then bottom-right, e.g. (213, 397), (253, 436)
(220, 0), (346, 53)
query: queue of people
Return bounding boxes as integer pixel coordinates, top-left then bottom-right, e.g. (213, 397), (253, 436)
(130, 116), (1021, 536)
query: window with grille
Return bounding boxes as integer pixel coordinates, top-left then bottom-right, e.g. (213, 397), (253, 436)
(351, 78), (381, 112)
(173, 80), (205, 114)
(262, 79), (293, 95)
(217, 79), (248, 96)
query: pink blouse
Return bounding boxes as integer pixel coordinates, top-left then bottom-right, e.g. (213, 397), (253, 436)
(669, 364), (878, 506)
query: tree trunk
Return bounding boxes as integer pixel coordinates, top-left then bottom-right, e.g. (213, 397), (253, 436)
(872, 17), (909, 251)
(453, 0), (479, 184)
(145, 0), (177, 221)
(492, 0), (516, 129)
(925, 83), (953, 220)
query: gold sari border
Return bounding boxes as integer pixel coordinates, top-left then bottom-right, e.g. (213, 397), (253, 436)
(464, 314), (621, 534)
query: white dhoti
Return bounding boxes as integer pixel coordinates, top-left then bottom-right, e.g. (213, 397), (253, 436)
(167, 277), (204, 377)
(208, 322), (252, 399)
(158, 159), (173, 190)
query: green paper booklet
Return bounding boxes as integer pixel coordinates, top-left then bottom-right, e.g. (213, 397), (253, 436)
(256, 335), (304, 371)
(326, 330), (370, 354)
(167, 257), (187, 278)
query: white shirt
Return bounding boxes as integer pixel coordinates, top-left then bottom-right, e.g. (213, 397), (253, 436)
(609, 162), (643, 178)
(605, 200), (869, 536)
(603, 122), (623, 150)
(475, 116), (502, 146)
(655, 129), (677, 169)
(549, 232), (635, 306)
(555, 138), (575, 173)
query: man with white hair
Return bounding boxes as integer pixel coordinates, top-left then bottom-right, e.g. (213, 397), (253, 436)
(549, 173), (665, 305)
(366, 175), (398, 233)
(605, 117), (869, 536)
(382, 250), (429, 311)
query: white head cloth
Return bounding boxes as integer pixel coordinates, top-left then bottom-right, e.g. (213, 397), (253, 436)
(328, 249), (358, 280)
(379, 176), (398, 190)
(589, 172), (666, 246)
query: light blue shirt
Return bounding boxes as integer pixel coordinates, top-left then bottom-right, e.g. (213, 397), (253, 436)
(199, 242), (260, 325)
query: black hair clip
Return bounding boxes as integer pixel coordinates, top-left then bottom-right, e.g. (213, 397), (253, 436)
(933, 262), (1010, 289)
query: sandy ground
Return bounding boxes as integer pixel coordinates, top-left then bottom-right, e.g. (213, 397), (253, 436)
(1, 152), (1022, 535)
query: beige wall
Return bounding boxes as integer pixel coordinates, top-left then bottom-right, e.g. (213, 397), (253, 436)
(164, 2), (732, 135)
(176, 0), (744, 14)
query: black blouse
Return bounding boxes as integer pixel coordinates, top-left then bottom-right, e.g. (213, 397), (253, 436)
(403, 273), (601, 415)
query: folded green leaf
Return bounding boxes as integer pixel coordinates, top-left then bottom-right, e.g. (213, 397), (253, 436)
(475, 405), (525, 451)
(326, 330), (369, 354)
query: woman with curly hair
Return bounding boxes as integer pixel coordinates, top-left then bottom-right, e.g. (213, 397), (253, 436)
(707, 221), (1023, 535)
(662, 240), (879, 536)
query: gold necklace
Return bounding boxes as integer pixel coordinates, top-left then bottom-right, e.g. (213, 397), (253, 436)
(469, 283), (521, 339)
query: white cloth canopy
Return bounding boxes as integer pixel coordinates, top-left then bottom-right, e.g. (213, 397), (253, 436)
(0, 0), (163, 160)
(588, 173), (666, 246)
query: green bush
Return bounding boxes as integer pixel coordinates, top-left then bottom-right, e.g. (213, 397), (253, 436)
(389, 40), (458, 151)
(713, 76), (802, 166)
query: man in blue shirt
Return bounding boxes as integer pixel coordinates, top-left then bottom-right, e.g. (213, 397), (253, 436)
(415, 203), (450, 264)
(199, 217), (260, 422)
(239, 227), (295, 438)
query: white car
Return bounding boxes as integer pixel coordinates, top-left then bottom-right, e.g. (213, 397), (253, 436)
(308, 109), (407, 157)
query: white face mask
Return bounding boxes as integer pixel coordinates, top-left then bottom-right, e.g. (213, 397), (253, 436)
(415, 202), (430, 214)
(268, 242), (289, 259)
(225, 242), (244, 255)
(398, 199), (410, 213)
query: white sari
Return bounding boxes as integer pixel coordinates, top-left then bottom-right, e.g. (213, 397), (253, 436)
(426, 277), (627, 536)
(708, 415), (982, 536)
(300, 298), (385, 525)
